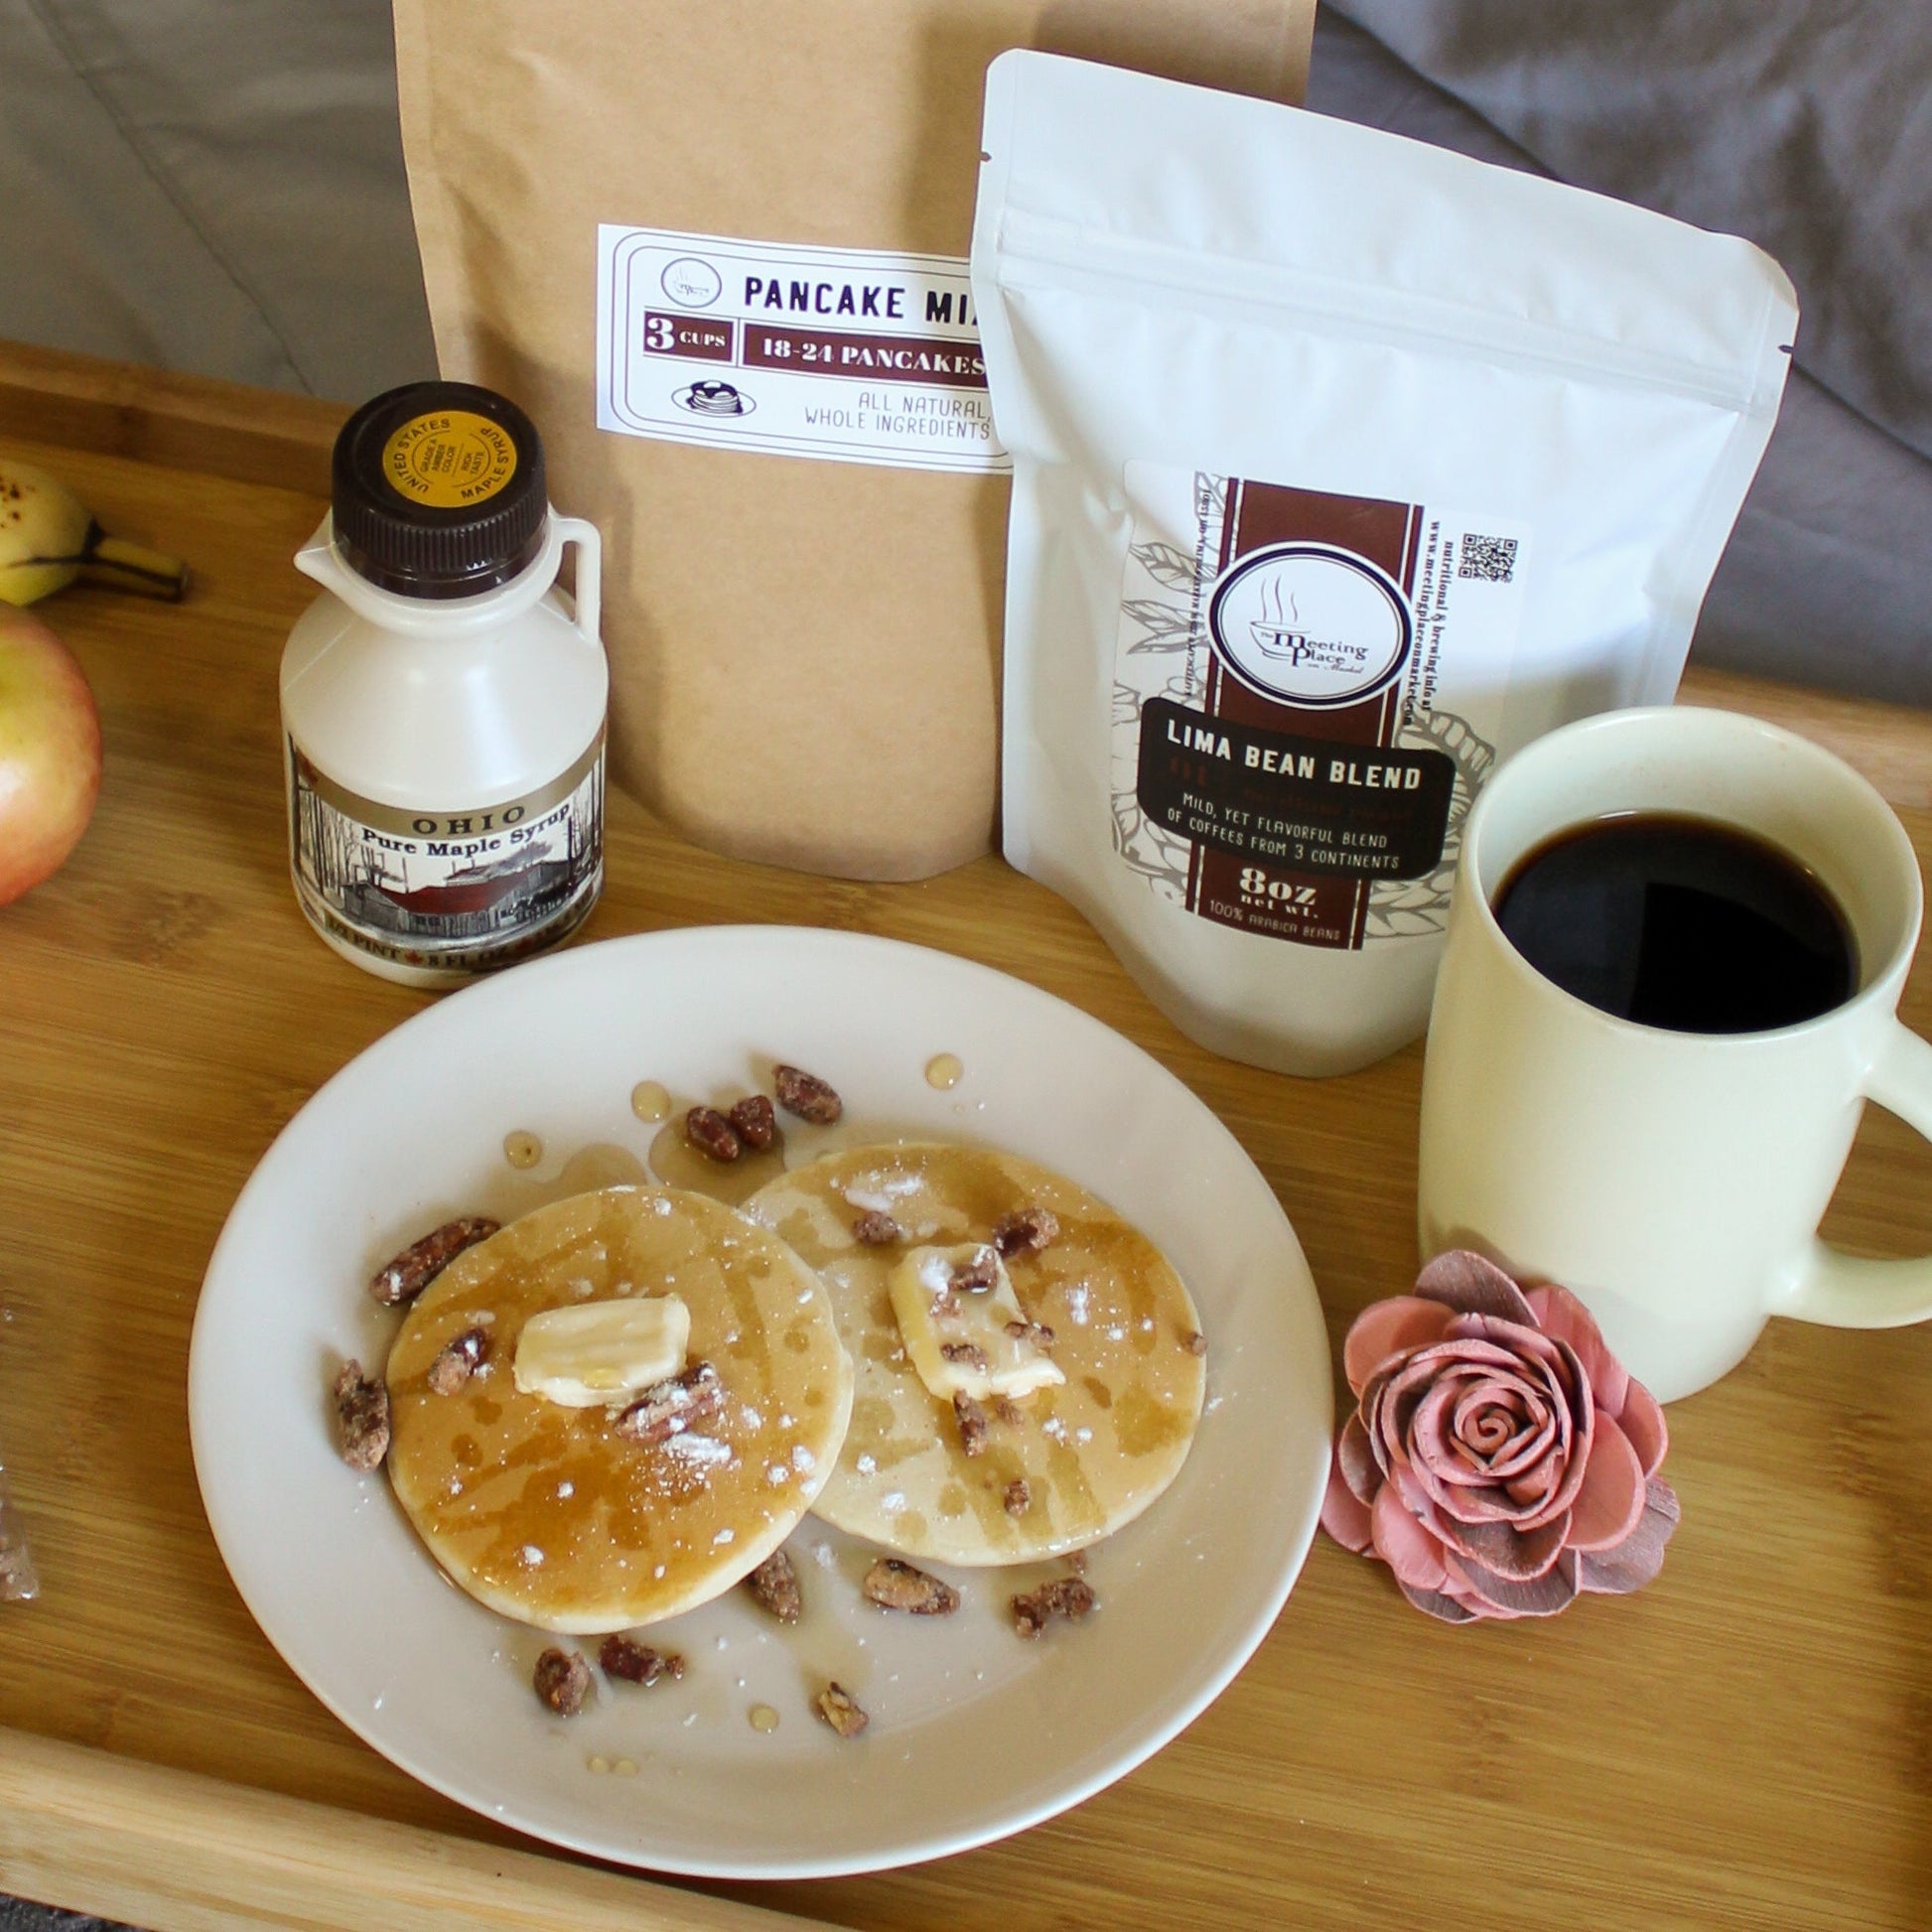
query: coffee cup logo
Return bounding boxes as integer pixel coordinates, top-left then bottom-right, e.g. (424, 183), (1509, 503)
(659, 257), (723, 309)
(1207, 544), (1412, 707)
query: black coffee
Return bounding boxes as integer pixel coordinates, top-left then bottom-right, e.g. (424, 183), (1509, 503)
(1493, 813), (1856, 1034)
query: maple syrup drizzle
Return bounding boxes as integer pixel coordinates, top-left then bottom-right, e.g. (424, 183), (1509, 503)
(629, 1080), (672, 1124)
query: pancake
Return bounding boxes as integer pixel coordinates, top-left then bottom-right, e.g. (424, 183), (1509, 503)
(384, 1185), (852, 1633)
(746, 1144), (1205, 1566)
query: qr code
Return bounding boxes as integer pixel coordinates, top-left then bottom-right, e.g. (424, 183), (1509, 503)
(1457, 534), (1518, 583)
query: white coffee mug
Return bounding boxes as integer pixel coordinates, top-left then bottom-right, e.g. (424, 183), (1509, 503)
(1418, 706), (1932, 1403)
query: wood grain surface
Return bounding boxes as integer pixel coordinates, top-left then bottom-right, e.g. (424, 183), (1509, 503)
(1, 345), (1928, 1932)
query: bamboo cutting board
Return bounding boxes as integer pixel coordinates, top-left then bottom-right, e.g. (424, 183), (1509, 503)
(1, 340), (1929, 1932)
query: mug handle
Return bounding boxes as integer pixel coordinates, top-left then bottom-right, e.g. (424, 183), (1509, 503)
(1779, 1021), (1932, 1325)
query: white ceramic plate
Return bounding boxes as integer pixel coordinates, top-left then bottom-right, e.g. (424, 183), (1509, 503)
(190, 927), (1331, 1878)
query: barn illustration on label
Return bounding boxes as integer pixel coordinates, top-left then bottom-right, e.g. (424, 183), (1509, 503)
(291, 752), (605, 951)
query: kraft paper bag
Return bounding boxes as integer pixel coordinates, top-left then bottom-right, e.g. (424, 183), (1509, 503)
(394, 0), (1314, 880)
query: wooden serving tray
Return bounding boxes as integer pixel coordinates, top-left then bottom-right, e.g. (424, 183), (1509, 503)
(1, 341), (1928, 1932)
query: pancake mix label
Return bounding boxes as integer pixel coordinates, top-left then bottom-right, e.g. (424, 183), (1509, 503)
(596, 224), (1009, 473)
(288, 736), (605, 972)
(1114, 466), (1526, 950)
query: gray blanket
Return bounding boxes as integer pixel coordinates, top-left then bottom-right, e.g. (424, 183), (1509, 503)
(1325, 1), (1932, 464)
(1312, 7), (1932, 705)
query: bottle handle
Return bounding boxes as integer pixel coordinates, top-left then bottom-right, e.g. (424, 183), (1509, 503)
(293, 514), (358, 597)
(553, 515), (602, 649)
(1777, 1021), (1932, 1326)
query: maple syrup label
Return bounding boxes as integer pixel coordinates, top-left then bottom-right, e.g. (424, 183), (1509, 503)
(1113, 467), (1527, 950)
(287, 734), (604, 972)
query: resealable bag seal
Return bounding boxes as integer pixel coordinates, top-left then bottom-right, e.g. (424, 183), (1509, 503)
(972, 52), (1798, 1074)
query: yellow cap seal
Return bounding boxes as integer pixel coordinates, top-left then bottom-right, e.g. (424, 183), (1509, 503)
(380, 409), (518, 509)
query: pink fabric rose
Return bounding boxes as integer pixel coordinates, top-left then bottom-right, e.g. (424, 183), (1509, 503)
(1319, 1251), (1678, 1621)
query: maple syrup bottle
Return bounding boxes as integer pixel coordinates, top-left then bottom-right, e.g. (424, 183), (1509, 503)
(281, 382), (607, 986)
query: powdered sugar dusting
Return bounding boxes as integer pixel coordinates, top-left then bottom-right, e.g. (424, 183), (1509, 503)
(663, 1433), (733, 1469)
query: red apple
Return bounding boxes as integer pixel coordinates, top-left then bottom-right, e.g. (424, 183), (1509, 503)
(0, 604), (101, 905)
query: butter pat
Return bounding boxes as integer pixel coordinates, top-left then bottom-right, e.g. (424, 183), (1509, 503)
(890, 1244), (1062, 1403)
(513, 1295), (690, 1408)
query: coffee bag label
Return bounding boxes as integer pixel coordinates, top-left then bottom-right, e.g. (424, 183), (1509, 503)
(288, 736), (605, 972)
(596, 224), (1009, 474)
(1113, 465), (1526, 949)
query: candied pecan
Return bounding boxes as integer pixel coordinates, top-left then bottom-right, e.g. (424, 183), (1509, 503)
(930, 1287), (961, 1318)
(952, 1390), (989, 1457)
(993, 1206), (1060, 1259)
(1004, 1317), (1055, 1350)
(599, 1634), (685, 1686)
(684, 1105), (742, 1163)
(728, 1093), (778, 1151)
(368, 1215), (499, 1307)
(1182, 1328), (1208, 1358)
(333, 1360), (390, 1471)
(816, 1680), (869, 1737)
(862, 1557), (960, 1615)
(426, 1325), (489, 1395)
(940, 1340), (989, 1372)
(745, 1548), (802, 1624)
(614, 1361), (726, 1445)
(851, 1209), (900, 1247)
(1004, 1478), (1032, 1517)
(772, 1064), (843, 1125)
(950, 1247), (999, 1294)
(1011, 1577), (1096, 1640)
(992, 1395), (1026, 1428)
(534, 1647), (592, 1715)
(1062, 1548), (1088, 1576)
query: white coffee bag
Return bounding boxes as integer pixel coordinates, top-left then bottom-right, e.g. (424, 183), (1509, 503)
(971, 52), (1797, 1075)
